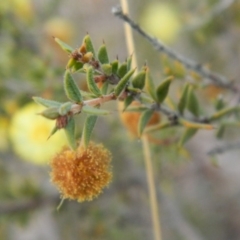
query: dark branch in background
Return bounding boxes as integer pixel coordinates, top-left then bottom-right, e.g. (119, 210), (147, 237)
(112, 6), (238, 93)
(207, 142), (240, 156)
(183, 0), (236, 32)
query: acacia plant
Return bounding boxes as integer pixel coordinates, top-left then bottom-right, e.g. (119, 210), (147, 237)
(33, 32), (240, 202)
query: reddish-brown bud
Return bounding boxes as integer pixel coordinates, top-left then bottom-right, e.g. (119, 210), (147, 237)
(56, 115), (68, 129)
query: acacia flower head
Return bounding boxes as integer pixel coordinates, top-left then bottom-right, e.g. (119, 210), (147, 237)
(50, 142), (112, 202)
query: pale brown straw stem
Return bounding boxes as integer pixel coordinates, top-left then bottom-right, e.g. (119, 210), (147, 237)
(119, 1), (162, 239)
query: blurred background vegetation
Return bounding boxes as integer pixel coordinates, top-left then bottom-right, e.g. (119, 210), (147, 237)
(1, 0), (240, 239)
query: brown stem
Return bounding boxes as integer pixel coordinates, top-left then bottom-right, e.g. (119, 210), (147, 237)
(70, 93), (116, 114)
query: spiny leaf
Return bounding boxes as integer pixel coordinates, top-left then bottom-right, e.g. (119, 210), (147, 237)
(156, 76), (173, 103)
(98, 44), (109, 64)
(72, 61), (84, 72)
(67, 58), (76, 69)
(101, 82), (109, 95)
(138, 109), (154, 136)
(83, 35), (96, 58)
(54, 37), (73, 53)
(47, 125), (58, 140)
(117, 62), (127, 78)
(123, 96), (134, 111)
(39, 107), (60, 119)
(101, 64), (112, 76)
(186, 86), (200, 117)
(111, 59), (119, 74)
(86, 66), (102, 97)
(145, 68), (157, 102)
(132, 71), (146, 90)
(127, 55), (132, 71)
(82, 115), (98, 147)
(178, 84), (189, 115)
(114, 68), (135, 97)
(82, 105), (110, 115)
(64, 70), (82, 103)
(178, 128), (198, 147)
(33, 97), (62, 108)
(64, 117), (76, 150)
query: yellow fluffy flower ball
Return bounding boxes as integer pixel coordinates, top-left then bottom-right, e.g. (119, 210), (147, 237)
(9, 103), (67, 165)
(140, 2), (181, 43)
(50, 142), (112, 202)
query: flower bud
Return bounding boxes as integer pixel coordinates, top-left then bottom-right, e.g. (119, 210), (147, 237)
(39, 107), (60, 120)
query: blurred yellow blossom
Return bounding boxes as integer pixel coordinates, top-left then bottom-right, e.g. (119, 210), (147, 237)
(0, 0), (34, 22)
(44, 17), (74, 44)
(12, 0), (34, 22)
(140, 2), (181, 43)
(9, 103), (68, 165)
(0, 117), (10, 151)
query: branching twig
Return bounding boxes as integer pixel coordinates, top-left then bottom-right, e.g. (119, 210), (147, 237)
(112, 6), (237, 93)
(183, 0), (236, 32)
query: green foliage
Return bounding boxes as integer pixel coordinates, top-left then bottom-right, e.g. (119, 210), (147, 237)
(83, 35), (96, 58)
(145, 68), (157, 102)
(178, 128), (198, 147)
(178, 84), (189, 115)
(33, 97), (62, 108)
(102, 63), (112, 76)
(111, 59), (119, 74)
(82, 115), (98, 147)
(58, 102), (72, 116)
(155, 76), (173, 103)
(138, 109), (154, 136)
(98, 44), (109, 64)
(132, 70), (146, 90)
(114, 68), (135, 97)
(186, 86), (200, 117)
(64, 70), (83, 103)
(82, 105), (110, 115)
(117, 62), (128, 78)
(86, 66), (102, 97)
(127, 55), (132, 71)
(39, 107), (60, 119)
(32, 34), (240, 151)
(123, 95), (134, 111)
(47, 125), (59, 140)
(101, 81), (109, 94)
(54, 37), (74, 53)
(64, 117), (77, 150)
